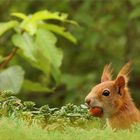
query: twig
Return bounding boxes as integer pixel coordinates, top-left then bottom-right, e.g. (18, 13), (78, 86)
(0, 47), (18, 70)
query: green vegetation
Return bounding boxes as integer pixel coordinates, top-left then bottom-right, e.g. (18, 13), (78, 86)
(0, 92), (139, 140)
(0, 0), (140, 107)
(0, 117), (140, 140)
(0, 1), (140, 139)
(0, 10), (76, 94)
(0, 91), (103, 130)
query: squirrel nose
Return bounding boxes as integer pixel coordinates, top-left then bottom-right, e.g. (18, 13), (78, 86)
(85, 98), (91, 106)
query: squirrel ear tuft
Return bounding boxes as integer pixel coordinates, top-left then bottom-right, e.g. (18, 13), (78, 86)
(116, 62), (132, 85)
(115, 76), (125, 88)
(101, 63), (113, 82)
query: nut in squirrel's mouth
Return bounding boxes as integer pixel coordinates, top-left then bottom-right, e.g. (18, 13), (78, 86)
(89, 106), (103, 117)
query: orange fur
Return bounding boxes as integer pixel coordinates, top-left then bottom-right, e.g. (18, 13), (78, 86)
(107, 87), (140, 129)
(101, 63), (113, 82)
(117, 62), (132, 85)
(85, 62), (140, 129)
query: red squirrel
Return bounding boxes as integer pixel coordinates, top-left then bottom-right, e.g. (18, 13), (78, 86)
(85, 63), (140, 129)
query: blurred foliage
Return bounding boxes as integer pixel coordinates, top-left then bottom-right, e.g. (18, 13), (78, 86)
(1, 0), (140, 106)
(0, 91), (103, 130)
(0, 9), (76, 99)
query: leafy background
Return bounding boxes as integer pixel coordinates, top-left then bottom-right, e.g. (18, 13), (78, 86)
(0, 0), (140, 107)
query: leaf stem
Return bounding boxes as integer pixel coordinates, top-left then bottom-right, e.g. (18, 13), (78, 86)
(0, 47), (18, 69)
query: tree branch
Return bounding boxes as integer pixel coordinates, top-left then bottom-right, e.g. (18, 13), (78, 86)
(0, 47), (18, 70)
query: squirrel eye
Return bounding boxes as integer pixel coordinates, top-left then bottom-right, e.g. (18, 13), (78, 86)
(102, 90), (110, 96)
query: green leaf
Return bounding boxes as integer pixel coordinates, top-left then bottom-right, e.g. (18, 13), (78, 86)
(39, 23), (77, 44)
(51, 66), (61, 83)
(22, 80), (52, 92)
(0, 66), (25, 93)
(12, 29), (62, 83)
(20, 20), (37, 35)
(12, 33), (36, 61)
(30, 51), (51, 76)
(31, 10), (68, 22)
(0, 21), (18, 36)
(12, 10), (77, 24)
(24, 22), (37, 35)
(31, 10), (78, 25)
(11, 11), (77, 36)
(12, 33), (51, 77)
(12, 13), (37, 35)
(35, 29), (63, 68)
(11, 13), (27, 20)
(35, 29), (63, 82)
(12, 32), (50, 74)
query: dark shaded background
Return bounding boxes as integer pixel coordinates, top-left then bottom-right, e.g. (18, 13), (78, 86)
(0, 0), (140, 107)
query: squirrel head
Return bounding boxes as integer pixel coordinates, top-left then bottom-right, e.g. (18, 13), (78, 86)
(85, 62), (131, 118)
